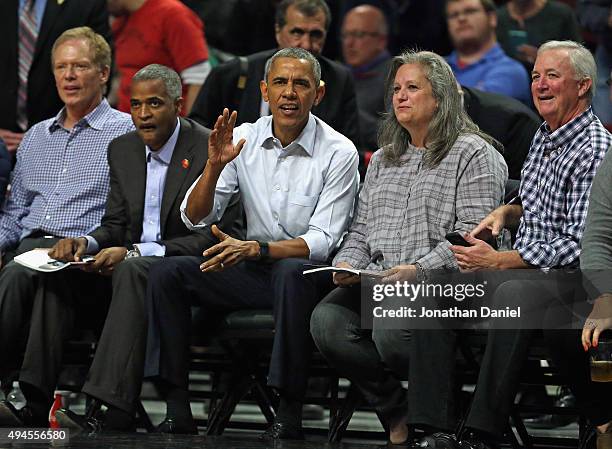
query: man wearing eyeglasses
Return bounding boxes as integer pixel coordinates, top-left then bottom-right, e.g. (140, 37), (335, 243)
(446, 0), (531, 104)
(341, 5), (390, 156)
(189, 0), (360, 146)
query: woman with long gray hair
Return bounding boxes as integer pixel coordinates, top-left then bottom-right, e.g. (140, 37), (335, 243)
(309, 50), (507, 444)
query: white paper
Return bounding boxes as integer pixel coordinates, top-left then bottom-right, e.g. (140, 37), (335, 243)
(14, 248), (92, 273)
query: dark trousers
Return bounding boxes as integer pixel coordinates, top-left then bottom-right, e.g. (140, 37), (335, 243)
(82, 257), (161, 413)
(408, 273), (583, 437)
(544, 328), (612, 427)
(0, 237), (61, 384)
(310, 286), (411, 426)
(144, 256), (333, 400)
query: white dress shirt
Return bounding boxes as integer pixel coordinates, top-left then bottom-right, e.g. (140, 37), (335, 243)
(181, 113), (359, 261)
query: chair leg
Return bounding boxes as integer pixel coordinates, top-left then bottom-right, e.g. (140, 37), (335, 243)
(135, 400), (155, 433)
(251, 377), (277, 424)
(205, 375), (254, 436)
(328, 382), (363, 442)
(510, 410), (533, 449)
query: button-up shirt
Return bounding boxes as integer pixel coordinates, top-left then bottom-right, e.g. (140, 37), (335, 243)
(0, 99), (134, 251)
(447, 43), (531, 104)
(19, 0), (47, 33)
(334, 134), (507, 271)
(181, 114), (359, 261)
(86, 119), (180, 257)
(515, 107), (612, 268)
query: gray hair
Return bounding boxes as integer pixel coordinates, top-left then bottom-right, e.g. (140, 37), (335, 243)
(538, 40), (597, 102)
(378, 50), (500, 167)
(132, 64), (182, 101)
(264, 47), (322, 87)
(276, 0), (331, 31)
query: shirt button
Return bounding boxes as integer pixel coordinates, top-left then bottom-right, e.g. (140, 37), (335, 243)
(274, 185), (281, 191)
(273, 213), (278, 220)
(45, 215), (50, 220)
(62, 169), (67, 173)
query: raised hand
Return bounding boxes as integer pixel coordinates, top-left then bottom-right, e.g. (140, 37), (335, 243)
(208, 108), (246, 169)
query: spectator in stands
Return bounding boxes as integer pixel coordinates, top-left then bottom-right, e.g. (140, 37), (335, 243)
(189, 0), (361, 146)
(460, 85), (540, 179)
(334, 0), (452, 60)
(577, 0), (612, 125)
(10, 65), (235, 434)
(0, 26), (133, 410)
(144, 48), (359, 439)
(0, 141), (10, 206)
(310, 50), (507, 446)
(445, 0), (531, 104)
(408, 40), (611, 449)
(497, 0), (581, 68)
(107, 0), (210, 114)
(0, 0), (110, 153)
(341, 5), (391, 155)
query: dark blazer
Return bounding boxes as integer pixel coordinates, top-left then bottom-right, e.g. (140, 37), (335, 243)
(0, 0), (110, 131)
(462, 86), (541, 180)
(189, 48), (361, 146)
(89, 118), (241, 256)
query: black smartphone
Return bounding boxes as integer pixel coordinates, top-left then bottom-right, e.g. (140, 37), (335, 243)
(445, 231), (472, 247)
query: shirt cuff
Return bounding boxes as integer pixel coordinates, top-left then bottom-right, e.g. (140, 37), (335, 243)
(84, 236), (99, 254)
(134, 242), (166, 257)
(299, 232), (328, 262)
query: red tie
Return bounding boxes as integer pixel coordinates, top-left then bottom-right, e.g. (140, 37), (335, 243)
(17, 0), (38, 131)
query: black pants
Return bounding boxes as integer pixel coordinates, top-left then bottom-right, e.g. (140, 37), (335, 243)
(0, 237), (61, 383)
(144, 257), (333, 400)
(544, 328), (612, 427)
(0, 234), (111, 402)
(408, 272), (584, 437)
(81, 257), (161, 413)
(310, 285), (411, 426)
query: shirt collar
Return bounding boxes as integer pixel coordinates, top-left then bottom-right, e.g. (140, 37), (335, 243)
(259, 113), (317, 156)
(540, 107), (594, 149)
(146, 117), (180, 164)
(48, 98), (112, 132)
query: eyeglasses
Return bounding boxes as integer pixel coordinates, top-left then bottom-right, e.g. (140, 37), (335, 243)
(447, 7), (486, 20)
(341, 31), (380, 40)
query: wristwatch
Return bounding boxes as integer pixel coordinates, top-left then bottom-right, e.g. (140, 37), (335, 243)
(256, 241), (270, 261)
(124, 245), (141, 260)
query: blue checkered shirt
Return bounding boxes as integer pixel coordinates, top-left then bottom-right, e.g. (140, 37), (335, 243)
(0, 99), (134, 251)
(515, 107), (612, 268)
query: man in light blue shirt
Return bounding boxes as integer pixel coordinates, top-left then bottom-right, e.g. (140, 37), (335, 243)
(143, 47), (359, 439)
(445, 0), (531, 104)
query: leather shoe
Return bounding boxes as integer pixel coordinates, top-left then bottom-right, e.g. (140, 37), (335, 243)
(155, 418), (198, 435)
(0, 400), (47, 427)
(55, 408), (103, 434)
(410, 432), (459, 448)
(259, 420), (304, 440)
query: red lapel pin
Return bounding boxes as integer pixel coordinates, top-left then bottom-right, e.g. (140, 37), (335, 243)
(181, 159), (190, 169)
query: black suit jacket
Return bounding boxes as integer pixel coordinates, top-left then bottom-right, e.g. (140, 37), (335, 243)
(0, 0), (110, 131)
(462, 86), (541, 180)
(190, 49), (361, 145)
(89, 118), (241, 256)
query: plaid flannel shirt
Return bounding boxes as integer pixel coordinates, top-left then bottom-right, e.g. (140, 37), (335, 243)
(515, 107), (612, 268)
